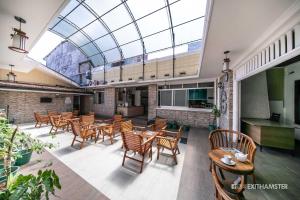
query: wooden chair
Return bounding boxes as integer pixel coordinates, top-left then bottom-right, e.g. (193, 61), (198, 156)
(33, 112), (49, 128)
(61, 112), (73, 119)
(112, 114), (123, 132)
(73, 110), (79, 117)
(49, 115), (68, 134)
(148, 118), (167, 132)
(80, 115), (95, 126)
(101, 119), (123, 144)
(69, 120), (97, 149)
(121, 120), (146, 133)
(121, 131), (154, 173)
(48, 111), (59, 116)
(209, 129), (257, 183)
(212, 163), (237, 200)
(156, 126), (183, 165)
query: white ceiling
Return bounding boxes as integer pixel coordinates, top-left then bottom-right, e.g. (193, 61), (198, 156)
(200, 0), (297, 78)
(0, 0), (66, 72)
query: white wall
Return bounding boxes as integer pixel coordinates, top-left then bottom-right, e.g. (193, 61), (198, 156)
(241, 71), (270, 119)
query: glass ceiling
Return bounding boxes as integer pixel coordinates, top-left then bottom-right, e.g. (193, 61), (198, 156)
(48, 0), (206, 67)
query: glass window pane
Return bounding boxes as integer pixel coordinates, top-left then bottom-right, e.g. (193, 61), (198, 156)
(52, 20), (77, 37)
(137, 8), (170, 37)
(48, 17), (60, 29)
(66, 5), (96, 28)
(160, 90), (172, 106)
(170, 0), (206, 26)
(174, 90), (187, 107)
(144, 30), (172, 52)
(113, 24), (140, 45)
(94, 34), (117, 51)
(174, 18), (204, 45)
(81, 43), (99, 56)
(82, 21), (108, 40)
(121, 40), (143, 58)
(85, 0), (120, 17)
(102, 4), (132, 31)
(60, 0), (79, 17)
(148, 48), (172, 60)
(103, 48), (121, 63)
(175, 44), (188, 54)
(69, 32), (90, 46)
(89, 54), (105, 66)
(127, 0), (166, 19)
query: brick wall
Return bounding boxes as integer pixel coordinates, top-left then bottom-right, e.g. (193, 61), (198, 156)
(148, 84), (157, 120)
(93, 87), (116, 117)
(0, 91), (73, 124)
(219, 71), (233, 130)
(156, 108), (211, 128)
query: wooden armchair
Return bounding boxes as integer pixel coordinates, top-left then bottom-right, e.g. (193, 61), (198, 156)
(101, 119), (123, 144)
(34, 112), (50, 128)
(156, 127), (183, 165)
(69, 120), (97, 149)
(209, 129), (257, 183)
(80, 115), (95, 126)
(148, 118), (167, 132)
(121, 131), (154, 173)
(49, 115), (68, 134)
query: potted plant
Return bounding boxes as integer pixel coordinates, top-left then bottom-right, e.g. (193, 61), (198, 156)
(209, 105), (220, 132)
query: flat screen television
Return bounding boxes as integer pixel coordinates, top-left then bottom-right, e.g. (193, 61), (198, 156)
(295, 80), (300, 124)
(40, 97), (52, 103)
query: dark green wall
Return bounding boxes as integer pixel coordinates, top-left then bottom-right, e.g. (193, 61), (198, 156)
(266, 68), (284, 101)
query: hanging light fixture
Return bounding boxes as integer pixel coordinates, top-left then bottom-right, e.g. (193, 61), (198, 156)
(7, 64), (16, 82)
(8, 16), (29, 54)
(222, 51), (230, 73)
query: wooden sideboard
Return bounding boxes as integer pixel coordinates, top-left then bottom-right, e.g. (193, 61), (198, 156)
(241, 118), (295, 151)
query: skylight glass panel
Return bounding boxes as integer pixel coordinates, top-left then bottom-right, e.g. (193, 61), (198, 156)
(69, 32), (90, 46)
(94, 34), (117, 51)
(103, 48), (121, 63)
(143, 30), (172, 52)
(81, 43), (99, 56)
(127, 0), (166, 19)
(121, 40), (143, 58)
(170, 0), (206, 26)
(175, 44), (188, 54)
(28, 31), (64, 65)
(60, 0), (79, 17)
(82, 21), (108, 40)
(113, 24), (140, 45)
(85, 0), (120, 17)
(137, 8), (170, 37)
(52, 20), (77, 37)
(101, 4), (132, 31)
(89, 54), (105, 66)
(66, 5), (96, 28)
(48, 18), (60, 29)
(148, 48), (173, 60)
(174, 18), (204, 45)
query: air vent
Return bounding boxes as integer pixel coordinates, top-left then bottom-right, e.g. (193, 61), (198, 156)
(111, 80), (114, 82)
(164, 73), (170, 77)
(139, 76), (143, 80)
(128, 78), (132, 81)
(150, 75), (155, 79)
(179, 71), (186, 76)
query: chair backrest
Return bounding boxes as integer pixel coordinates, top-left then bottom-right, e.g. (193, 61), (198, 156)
(121, 131), (142, 153)
(61, 112), (73, 119)
(114, 114), (122, 121)
(121, 120), (133, 133)
(175, 126), (184, 143)
(154, 118), (167, 131)
(48, 111), (59, 116)
(70, 120), (81, 137)
(34, 112), (40, 121)
(88, 112), (95, 116)
(49, 115), (60, 126)
(113, 115), (123, 132)
(212, 164), (234, 200)
(209, 129), (256, 162)
(80, 115), (95, 125)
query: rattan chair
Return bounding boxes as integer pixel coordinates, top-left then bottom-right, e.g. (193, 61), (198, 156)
(34, 112), (50, 128)
(209, 129), (257, 183)
(49, 115), (68, 134)
(156, 126), (183, 165)
(69, 120), (97, 149)
(148, 118), (167, 132)
(121, 131), (154, 173)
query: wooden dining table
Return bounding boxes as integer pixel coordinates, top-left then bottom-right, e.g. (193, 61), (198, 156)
(208, 148), (254, 195)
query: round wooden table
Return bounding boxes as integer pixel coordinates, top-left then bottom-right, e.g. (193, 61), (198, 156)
(208, 148), (254, 194)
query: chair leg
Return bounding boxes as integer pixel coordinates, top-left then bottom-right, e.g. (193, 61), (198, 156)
(49, 126), (53, 134)
(219, 168), (225, 180)
(71, 136), (76, 146)
(177, 147), (180, 154)
(140, 154), (145, 173)
(122, 150), (127, 166)
(157, 146), (160, 160)
(110, 134), (113, 144)
(35, 122), (38, 128)
(172, 149), (177, 165)
(80, 138), (85, 149)
(150, 147), (153, 161)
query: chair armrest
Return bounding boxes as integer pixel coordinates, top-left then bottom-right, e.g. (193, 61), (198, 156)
(161, 130), (178, 137)
(156, 136), (176, 142)
(142, 136), (155, 146)
(133, 125), (146, 130)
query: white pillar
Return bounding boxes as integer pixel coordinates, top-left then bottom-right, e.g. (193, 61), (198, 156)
(232, 71), (240, 131)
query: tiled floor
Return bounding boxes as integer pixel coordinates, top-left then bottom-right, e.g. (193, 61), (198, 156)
(19, 123), (187, 200)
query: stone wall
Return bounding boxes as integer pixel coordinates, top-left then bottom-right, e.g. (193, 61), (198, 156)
(93, 87), (116, 117)
(148, 84), (157, 120)
(219, 71), (233, 130)
(0, 91), (73, 124)
(156, 108), (211, 128)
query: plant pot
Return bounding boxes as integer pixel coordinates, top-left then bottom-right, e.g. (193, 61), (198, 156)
(15, 149), (33, 166)
(0, 165), (19, 183)
(208, 124), (217, 132)
(183, 125), (190, 132)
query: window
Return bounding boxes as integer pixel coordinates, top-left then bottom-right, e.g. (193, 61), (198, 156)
(160, 90), (172, 106)
(174, 90), (187, 106)
(94, 91), (104, 104)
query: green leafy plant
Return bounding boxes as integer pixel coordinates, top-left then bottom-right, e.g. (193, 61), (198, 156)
(0, 169), (61, 200)
(211, 105), (221, 126)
